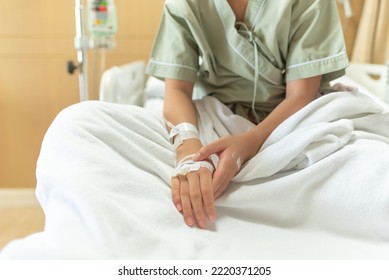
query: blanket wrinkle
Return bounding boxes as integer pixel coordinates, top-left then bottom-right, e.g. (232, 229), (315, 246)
(194, 92), (388, 181)
(352, 113), (389, 138)
(235, 119), (354, 179)
(260, 92), (388, 147)
(196, 91), (389, 241)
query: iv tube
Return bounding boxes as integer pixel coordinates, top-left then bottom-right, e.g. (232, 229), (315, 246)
(74, 0), (89, 101)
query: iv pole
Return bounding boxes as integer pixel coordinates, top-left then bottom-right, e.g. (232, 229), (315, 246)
(68, 0), (89, 102)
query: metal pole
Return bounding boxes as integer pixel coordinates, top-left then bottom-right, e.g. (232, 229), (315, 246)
(75, 0), (89, 101)
(385, 60), (389, 104)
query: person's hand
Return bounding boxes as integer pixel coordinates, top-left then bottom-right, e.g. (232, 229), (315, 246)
(193, 131), (260, 199)
(171, 166), (216, 229)
(171, 139), (217, 229)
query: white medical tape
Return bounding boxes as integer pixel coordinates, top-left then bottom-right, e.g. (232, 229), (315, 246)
(175, 153), (196, 167)
(173, 131), (200, 149)
(232, 152), (242, 170)
(169, 123), (198, 141)
(173, 160), (215, 177)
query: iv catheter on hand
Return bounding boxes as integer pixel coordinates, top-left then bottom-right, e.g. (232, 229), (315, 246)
(67, 0), (117, 102)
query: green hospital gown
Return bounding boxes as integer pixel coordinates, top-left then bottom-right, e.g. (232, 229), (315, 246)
(146, 0), (349, 122)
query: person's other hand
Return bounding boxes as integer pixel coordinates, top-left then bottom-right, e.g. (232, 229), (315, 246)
(193, 132), (260, 199)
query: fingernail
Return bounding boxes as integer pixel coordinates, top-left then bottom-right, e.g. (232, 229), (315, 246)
(186, 217), (194, 226)
(198, 219), (206, 229)
(176, 203), (182, 211)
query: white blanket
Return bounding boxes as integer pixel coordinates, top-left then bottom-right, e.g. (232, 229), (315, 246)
(2, 91), (389, 259)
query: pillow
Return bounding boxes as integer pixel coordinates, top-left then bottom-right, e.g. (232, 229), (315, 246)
(99, 60), (146, 106)
(144, 76), (165, 99)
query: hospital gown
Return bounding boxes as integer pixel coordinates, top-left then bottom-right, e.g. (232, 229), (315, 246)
(146, 0), (350, 121)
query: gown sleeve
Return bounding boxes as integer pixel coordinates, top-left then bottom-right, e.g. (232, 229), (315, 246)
(285, 0), (349, 83)
(145, 2), (199, 83)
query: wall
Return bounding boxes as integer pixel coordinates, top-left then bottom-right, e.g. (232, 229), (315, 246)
(337, 0), (365, 59)
(0, 0), (164, 188)
(351, 0), (389, 64)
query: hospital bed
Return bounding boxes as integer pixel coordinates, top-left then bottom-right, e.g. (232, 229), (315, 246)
(1, 62), (389, 260)
(99, 60), (389, 108)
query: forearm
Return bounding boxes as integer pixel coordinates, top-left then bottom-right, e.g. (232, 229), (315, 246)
(248, 76), (322, 155)
(164, 79), (202, 160)
(164, 79), (217, 229)
(164, 89), (197, 127)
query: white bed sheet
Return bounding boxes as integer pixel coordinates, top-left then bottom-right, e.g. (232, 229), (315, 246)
(1, 87), (389, 260)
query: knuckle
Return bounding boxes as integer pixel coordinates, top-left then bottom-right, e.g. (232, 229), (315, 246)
(201, 187), (212, 197)
(190, 192), (201, 201)
(199, 168), (211, 175)
(182, 210), (192, 219)
(172, 192), (180, 201)
(186, 172), (199, 180)
(206, 202), (215, 210)
(194, 209), (204, 218)
(180, 188), (189, 197)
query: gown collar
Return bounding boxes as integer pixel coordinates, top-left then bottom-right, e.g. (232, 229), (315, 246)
(214, 0), (279, 123)
(213, 0), (276, 87)
(215, 0), (265, 30)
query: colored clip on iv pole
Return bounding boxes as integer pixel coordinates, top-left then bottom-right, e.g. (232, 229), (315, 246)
(67, 0), (117, 102)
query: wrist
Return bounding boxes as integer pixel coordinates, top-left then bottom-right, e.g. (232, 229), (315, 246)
(172, 139), (215, 177)
(175, 138), (203, 162)
(242, 129), (264, 160)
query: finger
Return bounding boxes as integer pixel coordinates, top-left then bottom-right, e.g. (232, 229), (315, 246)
(212, 156), (230, 192)
(213, 154), (237, 199)
(212, 168), (227, 195)
(179, 176), (195, 227)
(214, 166), (235, 199)
(214, 177), (231, 199)
(171, 177), (182, 211)
(194, 138), (227, 161)
(187, 172), (207, 229)
(199, 168), (217, 222)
